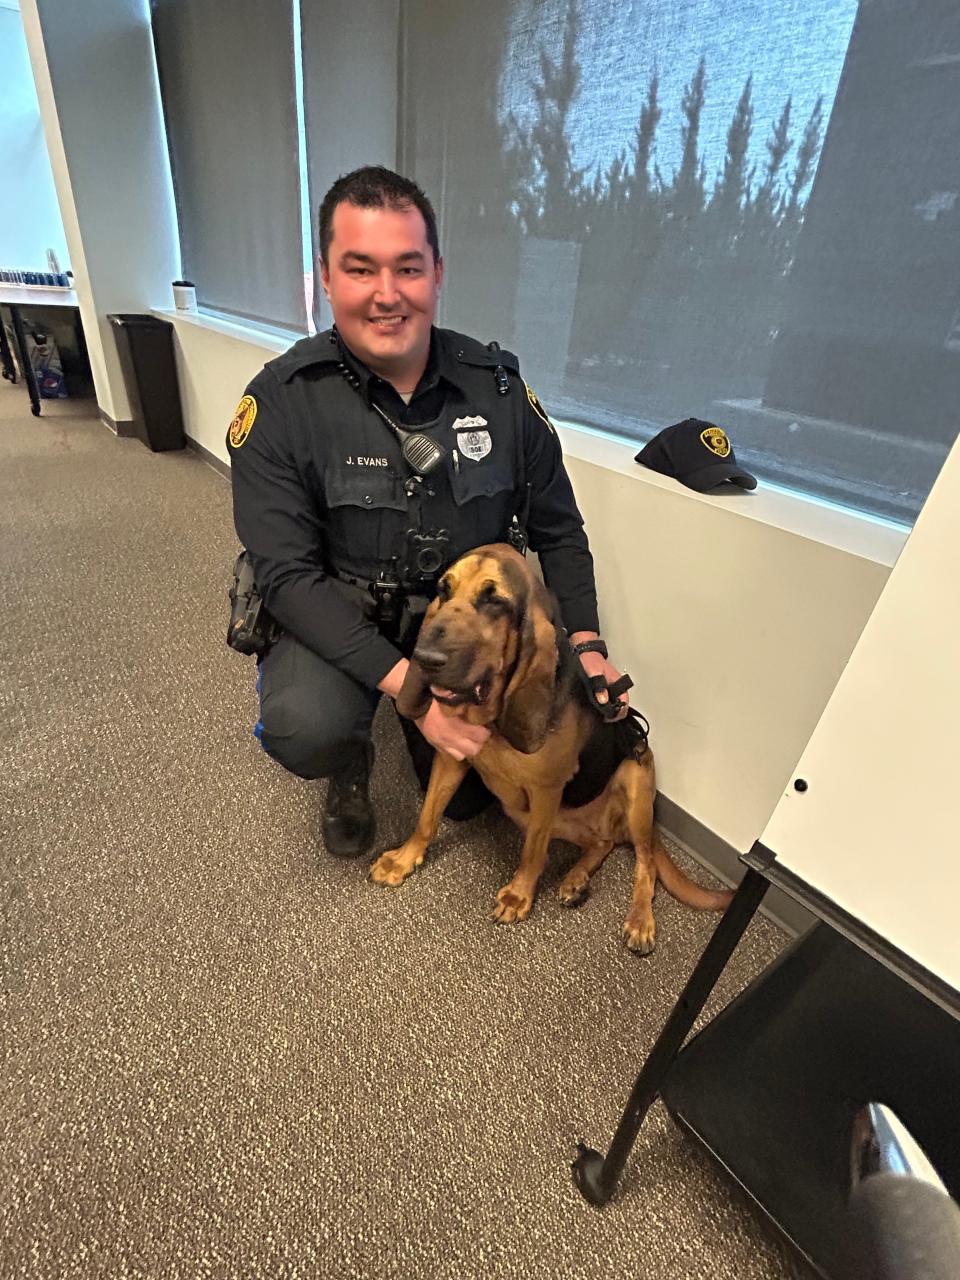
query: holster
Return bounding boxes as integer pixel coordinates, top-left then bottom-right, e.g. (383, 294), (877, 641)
(226, 550), (282, 657)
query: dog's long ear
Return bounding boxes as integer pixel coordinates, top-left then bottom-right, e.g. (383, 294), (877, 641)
(497, 577), (559, 754)
(396, 598), (441, 720)
(396, 659), (433, 720)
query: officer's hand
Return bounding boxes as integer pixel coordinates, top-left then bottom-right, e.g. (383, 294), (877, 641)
(416, 699), (491, 761)
(595, 657), (630, 720)
(571, 631), (630, 721)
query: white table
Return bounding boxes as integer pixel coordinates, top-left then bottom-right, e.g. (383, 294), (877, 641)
(0, 285), (82, 415)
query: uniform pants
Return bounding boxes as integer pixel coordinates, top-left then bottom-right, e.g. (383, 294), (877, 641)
(254, 632), (493, 821)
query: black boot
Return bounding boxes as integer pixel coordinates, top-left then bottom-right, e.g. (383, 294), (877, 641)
(321, 741), (376, 858)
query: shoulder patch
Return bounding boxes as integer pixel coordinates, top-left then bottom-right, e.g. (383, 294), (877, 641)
(228, 394), (257, 449)
(525, 383), (555, 433)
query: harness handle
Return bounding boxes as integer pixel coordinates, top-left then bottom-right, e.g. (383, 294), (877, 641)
(571, 638), (636, 721)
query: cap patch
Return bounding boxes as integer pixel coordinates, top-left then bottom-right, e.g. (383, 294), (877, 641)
(700, 425), (731, 458)
(228, 395), (257, 448)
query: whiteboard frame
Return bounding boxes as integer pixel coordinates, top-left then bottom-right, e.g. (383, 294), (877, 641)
(744, 843), (960, 1020)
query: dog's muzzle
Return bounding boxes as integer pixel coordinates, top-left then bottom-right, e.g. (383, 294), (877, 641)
(412, 646), (447, 674)
(429, 674), (492, 708)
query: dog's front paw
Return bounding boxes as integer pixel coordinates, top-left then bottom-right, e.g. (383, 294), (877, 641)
(370, 845), (423, 887)
(622, 909), (656, 955)
(492, 882), (534, 924)
(557, 868), (591, 908)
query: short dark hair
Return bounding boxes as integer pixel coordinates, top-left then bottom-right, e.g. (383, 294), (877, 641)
(318, 165), (441, 266)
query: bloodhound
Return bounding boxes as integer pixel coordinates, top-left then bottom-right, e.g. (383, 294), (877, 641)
(371, 544), (732, 952)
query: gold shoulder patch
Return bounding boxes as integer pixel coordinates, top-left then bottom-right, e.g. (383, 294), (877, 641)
(525, 382), (555, 433)
(700, 425), (731, 458)
(228, 394), (257, 449)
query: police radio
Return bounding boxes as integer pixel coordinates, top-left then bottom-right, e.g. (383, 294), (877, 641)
(398, 429), (445, 480)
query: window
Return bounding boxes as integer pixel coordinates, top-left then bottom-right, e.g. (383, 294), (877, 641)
(402, 0), (960, 524)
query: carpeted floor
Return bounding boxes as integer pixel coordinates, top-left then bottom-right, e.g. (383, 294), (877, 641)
(0, 380), (799, 1278)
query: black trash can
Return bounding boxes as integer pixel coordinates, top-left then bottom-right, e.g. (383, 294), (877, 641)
(108, 313), (186, 451)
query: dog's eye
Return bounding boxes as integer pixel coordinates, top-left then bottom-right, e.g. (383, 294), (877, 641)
(475, 582), (512, 614)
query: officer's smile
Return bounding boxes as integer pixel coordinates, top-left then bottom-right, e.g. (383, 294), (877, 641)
(368, 315), (408, 331)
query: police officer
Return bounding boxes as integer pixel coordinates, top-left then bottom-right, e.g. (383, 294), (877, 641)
(227, 166), (627, 858)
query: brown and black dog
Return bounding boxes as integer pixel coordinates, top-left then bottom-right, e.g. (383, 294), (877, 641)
(371, 543), (732, 952)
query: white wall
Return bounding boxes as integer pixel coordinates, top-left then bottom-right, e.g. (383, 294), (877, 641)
(20, 0), (180, 423)
(560, 429), (899, 850)
(0, 4), (69, 271)
(162, 311), (290, 466)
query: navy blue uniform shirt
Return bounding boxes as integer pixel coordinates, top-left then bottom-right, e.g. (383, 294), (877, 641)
(227, 326), (599, 689)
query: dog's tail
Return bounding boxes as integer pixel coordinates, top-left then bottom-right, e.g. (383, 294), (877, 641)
(652, 830), (733, 912)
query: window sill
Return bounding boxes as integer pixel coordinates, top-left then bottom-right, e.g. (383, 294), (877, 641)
(555, 419), (909, 569)
(153, 306), (297, 355)
(153, 305), (909, 569)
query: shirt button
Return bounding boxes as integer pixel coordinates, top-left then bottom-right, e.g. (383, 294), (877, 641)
(363, 494), (372, 504)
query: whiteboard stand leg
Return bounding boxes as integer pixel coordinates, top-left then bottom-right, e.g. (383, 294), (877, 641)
(572, 865), (770, 1206)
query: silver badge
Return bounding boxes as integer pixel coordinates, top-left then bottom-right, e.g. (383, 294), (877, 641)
(456, 428), (492, 461)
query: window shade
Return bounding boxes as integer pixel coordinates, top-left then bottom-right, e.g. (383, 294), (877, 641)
(151, 0), (306, 333)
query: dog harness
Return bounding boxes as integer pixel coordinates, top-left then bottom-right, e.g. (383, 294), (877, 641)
(559, 635), (651, 809)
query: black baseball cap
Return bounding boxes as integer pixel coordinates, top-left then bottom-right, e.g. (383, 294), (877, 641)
(635, 418), (757, 492)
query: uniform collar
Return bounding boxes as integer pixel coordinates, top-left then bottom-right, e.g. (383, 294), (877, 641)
(336, 331), (445, 407)
(271, 326), (516, 400)
(269, 331), (343, 385)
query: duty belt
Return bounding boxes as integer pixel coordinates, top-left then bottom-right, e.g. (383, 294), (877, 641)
(330, 567), (432, 638)
(332, 565), (435, 604)
(331, 566), (398, 595)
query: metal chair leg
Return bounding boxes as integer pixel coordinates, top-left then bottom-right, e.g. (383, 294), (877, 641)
(573, 865), (770, 1205)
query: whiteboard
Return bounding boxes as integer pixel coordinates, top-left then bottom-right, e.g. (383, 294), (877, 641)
(758, 433), (960, 1002)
